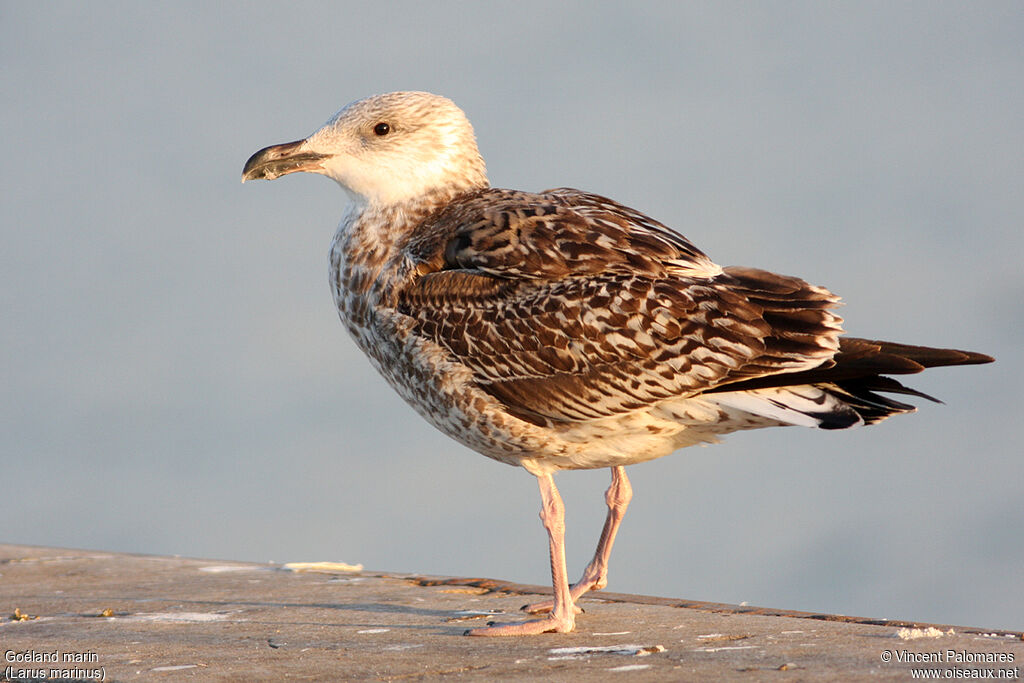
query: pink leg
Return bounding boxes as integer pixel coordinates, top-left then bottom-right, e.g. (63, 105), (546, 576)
(523, 466), (632, 614)
(465, 473), (576, 636)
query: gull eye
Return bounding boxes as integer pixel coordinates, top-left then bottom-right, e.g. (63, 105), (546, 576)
(373, 122), (391, 136)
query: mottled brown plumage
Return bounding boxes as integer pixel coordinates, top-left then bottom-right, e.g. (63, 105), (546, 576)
(395, 188), (845, 427)
(243, 91), (992, 636)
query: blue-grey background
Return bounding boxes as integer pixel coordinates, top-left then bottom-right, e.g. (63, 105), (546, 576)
(3, 2), (1021, 630)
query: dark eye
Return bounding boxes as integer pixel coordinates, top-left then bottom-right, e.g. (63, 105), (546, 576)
(373, 122), (391, 136)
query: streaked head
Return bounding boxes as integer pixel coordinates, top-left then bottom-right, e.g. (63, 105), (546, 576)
(242, 91), (488, 207)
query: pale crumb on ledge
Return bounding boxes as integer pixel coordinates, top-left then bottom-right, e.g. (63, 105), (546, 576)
(282, 561), (364, 573)
(896, 627), (955, 640)
(548, 644), (665, 660)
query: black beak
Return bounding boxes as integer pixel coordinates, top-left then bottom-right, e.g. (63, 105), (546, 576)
(242, 140), (328, 182)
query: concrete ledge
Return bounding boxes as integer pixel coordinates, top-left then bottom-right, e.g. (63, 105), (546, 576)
(2, 544), (1020, 681)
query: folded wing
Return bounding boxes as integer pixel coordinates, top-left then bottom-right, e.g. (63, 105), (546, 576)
(396, 188), (875, 427)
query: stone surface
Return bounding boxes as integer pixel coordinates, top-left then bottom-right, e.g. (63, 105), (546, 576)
(1, 544), (1020, 681)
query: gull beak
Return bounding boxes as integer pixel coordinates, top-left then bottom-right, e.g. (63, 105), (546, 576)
(241, 139), (329, 182)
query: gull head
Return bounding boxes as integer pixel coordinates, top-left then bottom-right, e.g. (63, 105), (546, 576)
(242, 91), (488, 207)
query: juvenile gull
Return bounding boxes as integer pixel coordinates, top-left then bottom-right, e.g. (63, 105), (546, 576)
(242, 91), (992, 636)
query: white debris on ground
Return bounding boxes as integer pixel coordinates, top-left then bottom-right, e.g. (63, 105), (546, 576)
(281, 561), (363, 572)
(896, 626), (955, 640)
(547, 644), (665, 660)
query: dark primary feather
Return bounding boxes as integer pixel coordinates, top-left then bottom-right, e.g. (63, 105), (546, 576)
(706, 338), (993, 395)
(707, 337), (993, 425)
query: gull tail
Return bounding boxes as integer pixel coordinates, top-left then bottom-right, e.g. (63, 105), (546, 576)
(705, 338), (994, 428)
